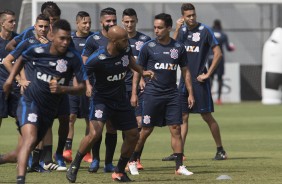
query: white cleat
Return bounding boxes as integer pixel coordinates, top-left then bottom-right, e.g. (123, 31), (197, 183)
(43, 162), (67, 171)
(175, 165), (193, 176)
(128, 161), (139, 175)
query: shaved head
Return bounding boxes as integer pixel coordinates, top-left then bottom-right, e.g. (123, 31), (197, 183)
(108, 25), (128, 41)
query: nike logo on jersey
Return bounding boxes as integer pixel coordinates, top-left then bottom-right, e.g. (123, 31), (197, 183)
(107, 72), (126, 81)
(37, 72), (65, 85)
(185, 46), (199, 53)
(154, 63), (178, 70)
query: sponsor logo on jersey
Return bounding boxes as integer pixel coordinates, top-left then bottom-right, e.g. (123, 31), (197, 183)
(93, 35), (101, 40)
(154, 63), (178, 70)
(28, 38), (36, 43)
(66, 51), (74, 58)
(126, 46), (130, 52)
(139, 35), (148, 40)
(135, 41), (144, 51)
(121, 55), (129, 67)
(79, 43), (85, 47)
(214, 32), (222, 38)
(199, 25), (204, 30)
(56, 59), (68, 73)
(95, 109), (103, 118)
(185, 46), (200, 53)
(115, 61), (121, 65)
(98, 54), (106, 60)
(34, 47), (44, 53)
(107, 72), (126, 81)
(130, 44), (135, 48)
(182, 26), (187, 32)
(37, 72), (65, 84)
(143, 115), (151, 124)
(0, 58), (2, 64)
(170, 48), (178, 59)
(163, 52), (169, 55)
(148, 42), (156, 47)
(49, 61), (56, 66)
(27, 113), (38, 123)
(174, 43), (181, 48)
(192, 32), (200, 42)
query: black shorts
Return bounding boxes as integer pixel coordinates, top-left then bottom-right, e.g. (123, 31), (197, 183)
(0, 90), (20, 118)
(69, 94), (90, 118)
(142, 92), (182, 127)
(57, 94), (70, 117)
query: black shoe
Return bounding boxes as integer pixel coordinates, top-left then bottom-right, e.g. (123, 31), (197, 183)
(162, 154), (176, 161)
(28, 165), (50, 173)
(214, 150), (227, 160)
(66, 164), (79, 183)
(112, 172), (132, 182)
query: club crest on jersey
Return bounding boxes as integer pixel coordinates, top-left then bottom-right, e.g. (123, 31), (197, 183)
(192, 32), (200, 42)
(121, 55), (129, 67)
(56, 59), (68, 73)
(34, 47), (44, 53)
(135, 41), (144, 51)
(170, 48), (178, 59)
(98, 54), (106, 60)
(95, 110), (103, 118)
(148, 42), (156, 48)
(143, 115), (151, 124)
(93, 35), (101, 40)
(27, 113), (38, 123)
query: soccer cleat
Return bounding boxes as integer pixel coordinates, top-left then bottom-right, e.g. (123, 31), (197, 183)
(214, 150), (227, 160)
(112, 172), (132, 182)
(26, 154), (33, 171)
(28, 165), (50, 173)
(88, 159), (100, 173)
(175, 165), (194, 176)
(43, 162), (67, 171)
(53, 153), (67, 170)
(127, 161), (139, 175)
(66, 164), (79, 183)
(215, 99), (222, 105)
(136, 159), (144, 170)
(162, 154), (176, 161)
(83, 152), (92, 163)
(183, 155), (187, 161)
(63, 150), (73, 163)
(104, 163), (115, 173)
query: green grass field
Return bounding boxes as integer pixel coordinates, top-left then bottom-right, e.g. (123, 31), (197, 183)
(0, 102), (282, 184)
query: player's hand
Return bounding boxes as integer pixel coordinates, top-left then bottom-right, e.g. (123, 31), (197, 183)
(49, 77), (61, 93)
(176, 18), (184, 30)
(197, 73), (209, 82)
(3, 80), (13, 100)
(86, 83), (92, 97)
(18, 78), (31, 89)
(187, 95), (195, 109)
(139, 78), (146, 92)
(228, 42), (236, 51)
(130, 94), (138, 107)
(142, 70), (155, 80)
(38, 36), (49, 44)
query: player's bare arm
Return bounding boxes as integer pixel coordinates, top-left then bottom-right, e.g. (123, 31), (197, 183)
(181, 66), (195, 109)
(49, 77), (86, 95)
(172, 18), (184, 40)
(5, 39), (17, 52)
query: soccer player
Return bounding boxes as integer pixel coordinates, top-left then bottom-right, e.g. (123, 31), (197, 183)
(5, 1), (61, 51)
(208, 19), (235, 105)
(66, 25), (154, 183)
(63, 11), (93, 163)
(81, 7), (118, 173)
(121, 8), (151, 170)
(163, 3), (227, 161)
(0, 9), (19, 127)
(3, 19), (87, 184)
(128, 13), (194, 176)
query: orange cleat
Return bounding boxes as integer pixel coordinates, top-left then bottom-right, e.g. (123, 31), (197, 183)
(137, 159), (144, 170)
(63, 150), (72, 163)
(83, 152), (92, 163)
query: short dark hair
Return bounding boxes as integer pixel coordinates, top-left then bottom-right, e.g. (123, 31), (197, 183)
(52, 19), (71, 33)
(0, 9), (15, 23)
(213, 19), (222, 30)
(76, 11), (90, 21)
(154, 13), (172, 28)
(122, 8), (137, 17)
(181, 3), (195, 15)
(100, 7), (116, 17)
(41, 1), (61, 15)
(43, 6), (61, 18)
(36, 13), (50, 23)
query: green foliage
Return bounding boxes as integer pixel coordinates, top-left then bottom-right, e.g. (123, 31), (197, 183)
(0, 102), (282, 183)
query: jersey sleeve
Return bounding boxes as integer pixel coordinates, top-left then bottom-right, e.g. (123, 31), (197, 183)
(14, 34), (24, 45)
(10, 39), (29, 59)
(82, 36), (98, 57)
(179, 44), (188, 68)
(206, 27), (219, 48)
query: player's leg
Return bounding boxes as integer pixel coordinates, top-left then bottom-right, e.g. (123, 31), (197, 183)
(66, 120), (104, 183)
(63, 113), (76, 163)
(216, 73), (223, 105)
(201, 112), (227, 160)
(104, 121), (117, 172)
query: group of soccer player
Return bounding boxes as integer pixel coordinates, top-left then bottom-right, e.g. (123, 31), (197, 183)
(0, 2), (228, 183)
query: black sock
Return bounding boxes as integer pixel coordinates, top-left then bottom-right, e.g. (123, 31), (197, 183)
(31, 149), (42, 167)
(42, 145), (53, 164)
(65, 138), (73, 150)
(129, 152), (139, 162)
(217, 146), (224, 152)
(92, 135), (102, 161)
(137, 128), (144, 160)
(115, 156), (129, 173)
(16, 176), (25, 184)
(72, 151), (84, 167)
(56, 137), (66, 155)
(174, 153), (183, 170)
(105, 133), (117, 165)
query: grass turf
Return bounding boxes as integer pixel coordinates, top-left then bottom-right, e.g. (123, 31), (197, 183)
(0, 102), (282, 183)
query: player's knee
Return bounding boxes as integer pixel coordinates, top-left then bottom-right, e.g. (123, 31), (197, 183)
(69, 114), (77, 124)
(124, 129), (139, 143)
